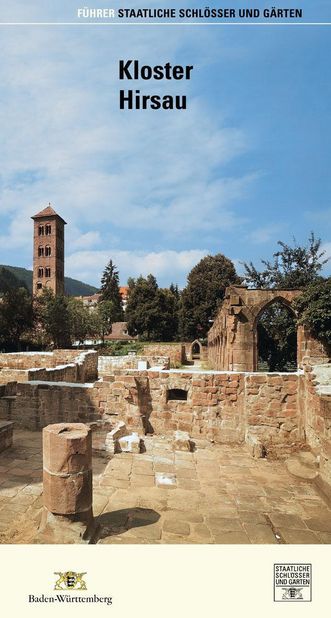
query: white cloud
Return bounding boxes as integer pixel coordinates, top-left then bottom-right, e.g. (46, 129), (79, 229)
(66, 248), (208, 287)
(0, 23), (256, 251)
(247, 224), (284, 245)
(0, 215), (32, 250)
(68, 231), (101, 250)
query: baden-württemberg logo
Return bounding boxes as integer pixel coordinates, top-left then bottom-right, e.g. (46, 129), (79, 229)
(54, 571), (87, 590)
(28, 571), (112, 606)
(274, 563), (312, 602)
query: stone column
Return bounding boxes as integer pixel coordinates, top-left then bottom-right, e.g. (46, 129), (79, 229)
(40, 423), (94, 542)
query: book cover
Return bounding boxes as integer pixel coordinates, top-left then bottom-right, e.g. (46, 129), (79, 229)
(0, 1), (330, 615)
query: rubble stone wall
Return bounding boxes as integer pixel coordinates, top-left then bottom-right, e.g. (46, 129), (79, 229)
(0, 369), (30, 384)
(100, 370), (302, 453)
(0, 382), (101, 429)
(141, 344), (187, 366)
(0, 350), (98, 385)
(0, 344), (330, 470)
(98, 355), (170, 375)
(0, 368), (301, 452)
(0, 352), (54, 370)
(0, 421), (13, 452)
(299, 363), (331, 491)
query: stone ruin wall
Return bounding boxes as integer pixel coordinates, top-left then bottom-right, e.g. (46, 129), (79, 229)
(298, 326), (331, 367)
(0, 341), (330, 486)
(299, 363), (331, 497)
(141, 343), (187, 366)
(208, 286), (304, 372)
(98, 355), (170, 375)
(208, 286), (330, 373)
(0, 349), (79, 370)
(183, 341), (208, 361)
(206, 284), (331, 479)
(0, 367), (302, 458)
(0, 382), (101, 429)
(100, 370), (302, 456)
(0, 350), (98, 385)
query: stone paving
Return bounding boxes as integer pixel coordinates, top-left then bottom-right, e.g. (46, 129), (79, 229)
(0, 430), (331, 544)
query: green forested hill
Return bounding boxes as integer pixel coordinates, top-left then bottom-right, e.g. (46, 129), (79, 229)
(0, 266), (28, 293)
(0, 265), (98, 296)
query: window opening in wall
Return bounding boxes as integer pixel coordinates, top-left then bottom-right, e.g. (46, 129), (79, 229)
(167, 388), (188, 401)
(45, 267), (51, 278)
(38, 225), (44, 236)
(36, 282), (43, 290)
(38, 267), (44, 278)
(45, 224), (52, 235)
(45, 245), (51, 256)
(38, 246), (44, 257)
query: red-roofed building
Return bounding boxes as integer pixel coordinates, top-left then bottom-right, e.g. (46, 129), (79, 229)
(76, 286), (129, 311)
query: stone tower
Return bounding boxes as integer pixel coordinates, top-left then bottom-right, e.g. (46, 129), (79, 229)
(32, 204), (66, 296)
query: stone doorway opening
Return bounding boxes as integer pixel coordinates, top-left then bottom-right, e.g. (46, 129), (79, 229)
(255, 299), (297, 372)
(191, 340), (201, 360)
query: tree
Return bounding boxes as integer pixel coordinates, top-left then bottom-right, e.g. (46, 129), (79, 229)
(168, 283), (181, 340)
(179, 254), (239, 339)
(99, 260), (124, 321)
(126, 275), (179, 341)
(67, 297), (94, 345)
(126, 275), (159, 340)
(257, 302), (297, 372)
(243, 232), (328, 289)
(37, 290), (71, 348)
(294, 277), (331, 348)
(242, 233), (329, 371)
(94, 300), (118, 343)
(154, 287), (180, 341)
(0, 287), (33, 350)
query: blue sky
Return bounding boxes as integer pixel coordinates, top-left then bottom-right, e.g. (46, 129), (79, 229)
(0, 1), (330, 288)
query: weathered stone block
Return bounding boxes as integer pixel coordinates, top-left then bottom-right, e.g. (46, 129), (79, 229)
(0, 420), (14, 452)
(43, 423), (92, 474)
(173, 430), (193, 452)
(105, 421), (128, 453)
(118, 432), (143, 453)
(245, 432), (265, 458)
(43, 469), (92, 514)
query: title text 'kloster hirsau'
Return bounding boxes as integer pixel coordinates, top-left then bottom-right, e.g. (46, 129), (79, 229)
(119, 60), (194, 110)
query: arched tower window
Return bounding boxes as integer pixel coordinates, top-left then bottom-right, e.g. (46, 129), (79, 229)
(45, 224), (52, 235)
(45, 267), (51, 278)
(45, 245), (51, 257)
(38, 225), (44, 236)
(38, 267), (44, 278)
(38, 246), (44, 257)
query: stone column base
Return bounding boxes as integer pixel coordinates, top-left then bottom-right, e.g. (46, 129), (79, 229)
(35, 507), (97, 544)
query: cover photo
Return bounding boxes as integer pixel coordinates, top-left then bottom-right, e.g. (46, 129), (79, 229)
(0, 0), (330, 612)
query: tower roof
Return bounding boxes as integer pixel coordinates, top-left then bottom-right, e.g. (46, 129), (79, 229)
(32, 204), (67, 224)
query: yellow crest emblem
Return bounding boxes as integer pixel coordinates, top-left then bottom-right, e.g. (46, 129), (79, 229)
(54, 571), (87, 590)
